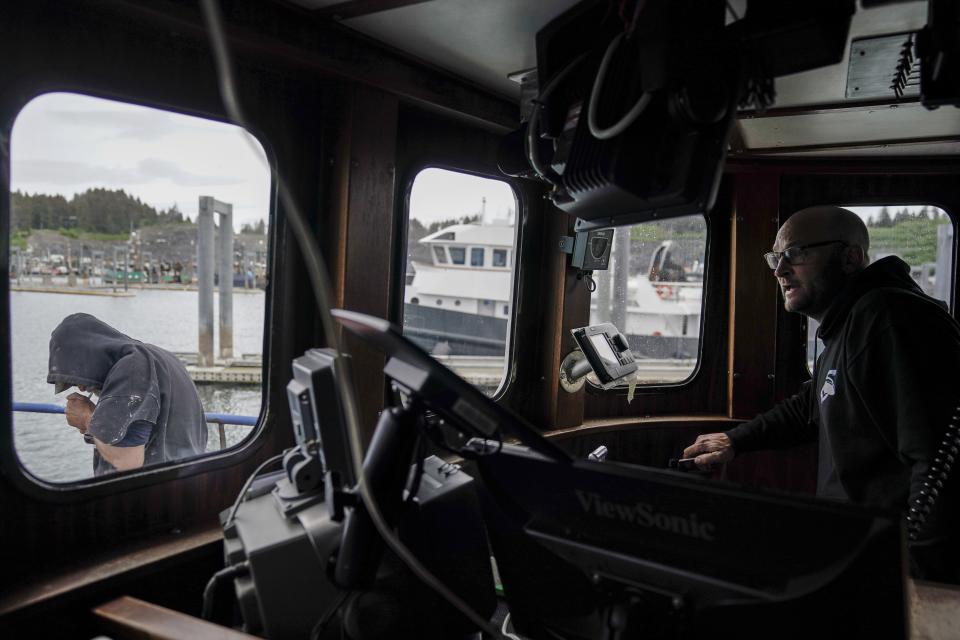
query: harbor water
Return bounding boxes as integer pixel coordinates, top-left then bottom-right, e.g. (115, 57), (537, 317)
(10, 287), (265, 483)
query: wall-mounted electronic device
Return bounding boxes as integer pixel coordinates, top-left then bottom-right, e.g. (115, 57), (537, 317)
(566, 323), (638, 390)
(500, 0), (854, 230)
(559, 227), (613, 271)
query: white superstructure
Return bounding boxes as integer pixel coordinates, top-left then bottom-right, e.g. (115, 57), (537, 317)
(404, 222), (515, 318)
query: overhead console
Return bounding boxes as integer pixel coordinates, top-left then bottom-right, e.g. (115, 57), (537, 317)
(500, 0), (855, 229)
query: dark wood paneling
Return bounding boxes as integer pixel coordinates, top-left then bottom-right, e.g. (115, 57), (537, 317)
(341, 86), (400, 444)
(540, 212), (591, 429)
(729, 173), (781, 418)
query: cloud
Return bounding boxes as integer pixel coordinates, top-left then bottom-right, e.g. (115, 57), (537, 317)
(13, 158), (244, 189)
(13, 160), (140, 186)
(137, 158), (245, 187)
(46, 109), (182, 141)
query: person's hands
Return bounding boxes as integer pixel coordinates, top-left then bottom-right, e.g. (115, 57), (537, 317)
(682, 433), (735, 470)
(65, 392), (95, 434)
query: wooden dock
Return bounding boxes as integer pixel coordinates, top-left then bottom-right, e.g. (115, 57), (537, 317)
(10, 285), (135, 297)
(176, 352), (262, 385)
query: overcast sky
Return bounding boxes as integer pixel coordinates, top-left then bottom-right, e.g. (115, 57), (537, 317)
(409, 168), (516, 226)
(11, 92), (270, 232)
(13, 93), (938, 235)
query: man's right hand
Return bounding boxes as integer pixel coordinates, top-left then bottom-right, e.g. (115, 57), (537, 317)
(682, 433), (735, 470)
(65, 392), (95, 434)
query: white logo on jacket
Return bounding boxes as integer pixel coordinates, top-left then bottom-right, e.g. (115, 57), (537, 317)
(820, 369), (838, 403)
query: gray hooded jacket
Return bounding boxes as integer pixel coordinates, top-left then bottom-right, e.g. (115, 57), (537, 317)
(47, 313), (207, 475)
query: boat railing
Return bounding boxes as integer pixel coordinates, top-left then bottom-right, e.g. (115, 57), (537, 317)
(12, 401), (257, 450)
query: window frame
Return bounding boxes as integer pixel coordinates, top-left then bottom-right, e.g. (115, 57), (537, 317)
(585, 213), (714, 395)
(802, 202), (955, 372)
(396, 163), (522, 400)
(449, 245), (466, 265)
(0, 89), (278, 501)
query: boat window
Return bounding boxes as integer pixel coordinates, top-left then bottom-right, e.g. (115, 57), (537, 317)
(432, 245), (448, 263)
(589, 214), (707, 387)
(402, 167), (518, 396)
(7, 92), (271, 484)
(806, 206), (954, 371)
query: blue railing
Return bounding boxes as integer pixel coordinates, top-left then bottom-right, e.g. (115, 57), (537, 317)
(13, 401), (257, 450)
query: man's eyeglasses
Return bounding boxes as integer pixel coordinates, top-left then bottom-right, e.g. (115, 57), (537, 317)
(763, 240), (848, 270)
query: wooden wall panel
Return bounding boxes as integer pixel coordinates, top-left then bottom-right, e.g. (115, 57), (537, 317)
(729, 173), (781, 418)
(340, 86), (400, 444)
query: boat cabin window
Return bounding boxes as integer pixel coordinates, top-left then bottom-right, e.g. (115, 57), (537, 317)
(806, 205), (954, 369)
(7, 93), (271, 483)
(401, 167), (518, 396)
(589, 213), (707, 386)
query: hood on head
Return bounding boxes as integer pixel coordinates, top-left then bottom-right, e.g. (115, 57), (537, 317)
(47, 313), (137, 393)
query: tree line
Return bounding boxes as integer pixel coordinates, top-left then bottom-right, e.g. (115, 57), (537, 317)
(11, 188), (186, 234)
(867, 205), (944, 228)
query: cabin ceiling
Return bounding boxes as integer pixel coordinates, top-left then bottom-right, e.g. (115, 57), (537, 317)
(284, 0), (958, 157)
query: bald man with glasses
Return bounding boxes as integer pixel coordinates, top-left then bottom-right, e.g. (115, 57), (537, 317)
(684, 205), (960, 582)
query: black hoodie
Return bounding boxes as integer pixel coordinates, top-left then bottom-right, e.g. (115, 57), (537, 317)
(725, 256), (960, 581)
(48, 313), (207, 475)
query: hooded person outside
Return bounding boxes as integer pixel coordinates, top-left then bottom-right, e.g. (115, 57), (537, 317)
(682, 206), (960, 583)
(47, 313), (208, 476)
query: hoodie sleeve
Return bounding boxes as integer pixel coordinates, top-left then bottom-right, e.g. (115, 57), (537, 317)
(724, 381), (819, 453)
(86, 349), (161, 446)
(847, 316), (960, 582)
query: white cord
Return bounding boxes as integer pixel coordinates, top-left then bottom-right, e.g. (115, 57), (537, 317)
(587, 31), (651, 140)
(501, 612), (522, 640)
(198, 2), (503, 637)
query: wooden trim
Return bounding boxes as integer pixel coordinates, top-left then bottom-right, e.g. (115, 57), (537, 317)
(0, 522), (222, 617)
(727, 157), (960, 175)
(734, 135), (960, 157)
(547, 415), (740, 439)
(94, 596), (261, 640)
(341, 85), (400, 443)
(726, 202), (738, 417)
(738, 97), (921, 120)
(728, 173), (780, 419)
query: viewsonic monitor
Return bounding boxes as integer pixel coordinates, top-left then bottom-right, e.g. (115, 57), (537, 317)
(332, 309), (907, 640)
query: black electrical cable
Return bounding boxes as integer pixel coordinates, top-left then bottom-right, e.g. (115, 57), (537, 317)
(405, 430), (427, 506)
(906, 402), (960, 541)
(309, 590), (352, 640)
(201, 561), (249, 621)
(223, 452), (285, 528)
